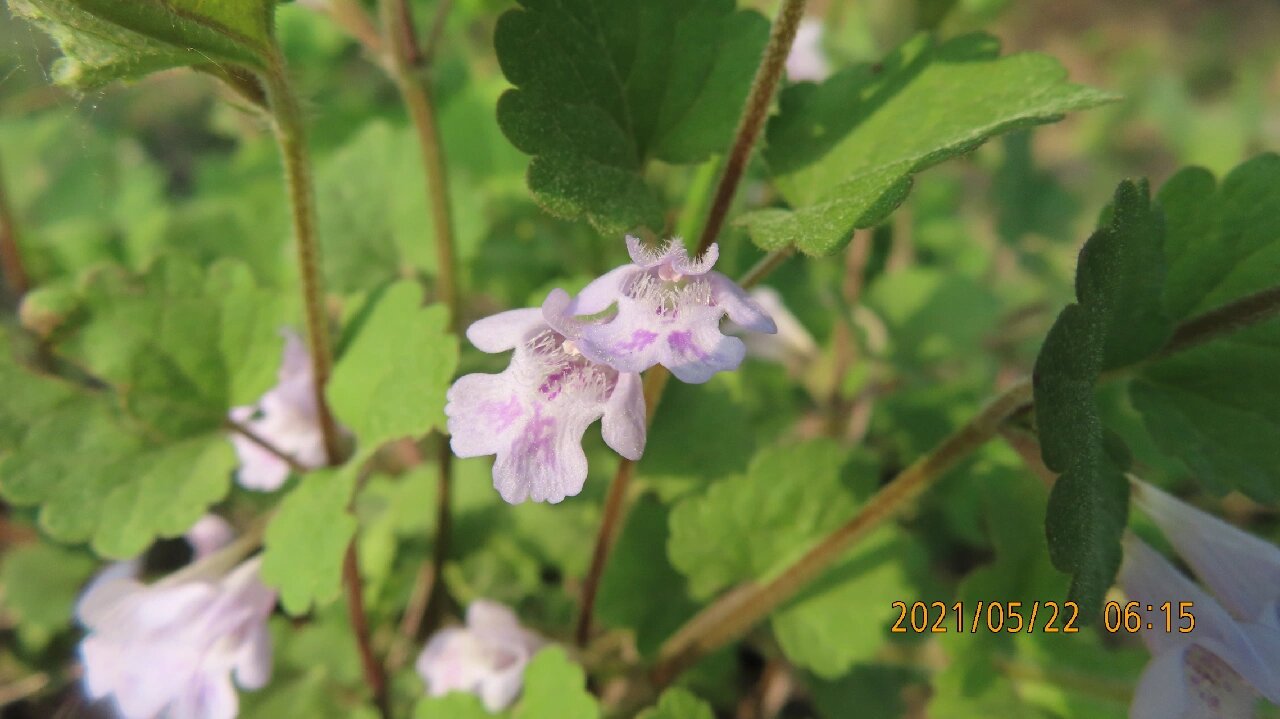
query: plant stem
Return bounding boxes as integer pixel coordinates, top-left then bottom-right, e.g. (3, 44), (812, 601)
(575, 249), (794, 646)
(695, 0), (808, 256)
(0, 156), (30, 300)
(224, 418), (308, 473)
(651, 379), (1034, 685)
(379, 0), (463, 641)
(575, 368), (671, 646)
(261, 49), (388, 717)
(343, 543), (392, 719)
(261, 51), (344, 468)
(647, 280), (1280, 687)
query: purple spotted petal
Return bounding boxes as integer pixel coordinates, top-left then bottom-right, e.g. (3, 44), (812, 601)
(448, 314), (645, 504)
(1131, 645), (1259, 719)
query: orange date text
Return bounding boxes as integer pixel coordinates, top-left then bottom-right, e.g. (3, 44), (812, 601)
(890, 601), (1080, 634)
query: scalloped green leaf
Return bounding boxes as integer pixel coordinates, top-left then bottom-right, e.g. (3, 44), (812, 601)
(328, 282), (458, 459)
(740, 32), (1116, 256)
(513, 648), (599, 719)
(260, 466), (359, 615)
(1129, 154), (1280, 501)
(1033, 180), (1169, 616)
(636, 688), (714, 719)
(494, 0), (769, 234)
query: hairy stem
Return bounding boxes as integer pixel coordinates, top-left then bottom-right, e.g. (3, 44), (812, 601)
(0, 156), (30, 300)
(575, 249), (794, 645)
(379, 0), (463, 640)
(261, 52), (344, 467)
(648, 280), (1280, 687)
(262, 50), (388, 717)
(695, 0), (808, 256)
(343, 543), (392, 719)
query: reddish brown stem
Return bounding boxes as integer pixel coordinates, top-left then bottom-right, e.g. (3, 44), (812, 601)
(0, 157), (30, 299)
(343, 543), (391, 718)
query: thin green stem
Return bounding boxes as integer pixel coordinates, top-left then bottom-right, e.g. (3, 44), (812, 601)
(379, 0), (462, 639)
(647, 280), (1280, 688)
(260, 51), (344, 468)
(695, 0), (808, 256)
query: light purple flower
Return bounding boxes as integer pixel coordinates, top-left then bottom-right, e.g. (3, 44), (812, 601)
(185, 514), (235, 562)
(727, 286), (817, 371)
(228, 331), (327, 491)
(77, 554), (276, 719)
(786, 18), (830, 83)
(1119, 481), (1280, 719)
(543, 236), (776, 384)
(446, 304), (646, 504)
(416, 600), (544, 712)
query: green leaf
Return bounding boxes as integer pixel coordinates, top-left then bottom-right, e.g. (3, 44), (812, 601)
(1033, 180), (1169, 615)
(668, 439), (854, 599)
(636, 688), (714, 719)
(328, 282), (458, 458)
(513, 648), (599, 719)
(639, 375), (754, 501)
(9, 0), (277, 89)
(494, 0), (769, 234)
(414, 693), (494, 719)
(668, 440), (921, 677)
(1129, 154), (1280, 501)
(740, 33), (1116, 255)
(68, 257), (286, 436)
(0, 541), (96, 649)
(808, 666), (916, 719)
(260, 466), (359, 615)
(316, 121), (486, 293)
(0, 342), (237, 557)
(596, 496), (699, 657)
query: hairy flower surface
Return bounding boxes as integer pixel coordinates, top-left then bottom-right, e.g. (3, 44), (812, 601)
(544, 236), (776, 384)
(228, 331), (327, 491)
(1120, 482), (1280, 719)
(416, 600), (544, 712)
(447, 305), (646, 504)
(78, 555), (276, 719)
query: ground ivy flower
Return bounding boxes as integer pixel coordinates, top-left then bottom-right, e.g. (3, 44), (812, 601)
(77, 554), (277, 719)
(416, 599), (544, 712)
(1119, 482), (1280, 719)
(543, 236), (776, 384)
(785, 17), (830, 82)
(446, 303), (646, 504)
(727, 286), (817, 372)
(228, 331), (327, 491)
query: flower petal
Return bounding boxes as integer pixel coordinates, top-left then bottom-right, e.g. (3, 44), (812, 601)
(564, 265), (635, 316)
(675, 242), (718, 277)
(659, 308), (747, 384)
(492, 404), (592, 504)
(185, 515), (235, 561)
(1121, 536), (1280, 702)
(479, 653), (530, 713)
(1131, 645), (1259, 719)
(232, 619), (274, 691)
(1134, 479), (1280, 624)
(709, 273), (777, 334)
(601, 372), (646, 461)
(446, 372), (526, 458)
(466, 308), (545, 353)
(625, 235), (671, 268)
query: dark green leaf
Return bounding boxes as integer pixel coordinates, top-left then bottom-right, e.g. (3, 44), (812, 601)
(494, 0), (769, 233)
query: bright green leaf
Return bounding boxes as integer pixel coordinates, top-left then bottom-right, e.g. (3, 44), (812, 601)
(636, 688), (714, 719)
(494, 0), (769, 234)
(0, 343), (237, 558)
(414, 693), (494, 719)
(260, 466), (359, 615)
(513, 647), (599, 719)
(0, 541), (96, 649)
(668, 439), (853, 599)
(740, 33), (1116, 255)
(328, 282), (458, 458)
